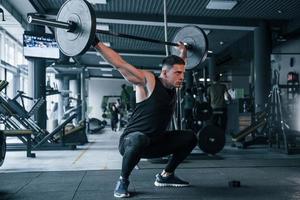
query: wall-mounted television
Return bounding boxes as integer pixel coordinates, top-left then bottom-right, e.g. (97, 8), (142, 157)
(23, 32), (60, 59)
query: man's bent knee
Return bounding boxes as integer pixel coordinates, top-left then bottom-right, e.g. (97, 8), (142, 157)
(119, 132), (150, 155)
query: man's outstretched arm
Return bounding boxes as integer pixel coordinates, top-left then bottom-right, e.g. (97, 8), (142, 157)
(93, 37), (147, 86)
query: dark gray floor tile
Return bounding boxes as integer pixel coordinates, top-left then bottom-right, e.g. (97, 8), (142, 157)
(19, 182), (78, 193)
(8, 191), (74, 200)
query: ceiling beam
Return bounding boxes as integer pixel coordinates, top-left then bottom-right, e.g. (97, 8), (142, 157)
(0, 0), (28, 29)
(28, 0), (46, 14)
(45, 9), (287, 32)
(94, 12), (263, 31)
(46, 9), (261, 31)
(96, 16), (256, 31)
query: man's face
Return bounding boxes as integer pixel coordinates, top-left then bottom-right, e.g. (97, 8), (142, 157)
(164, 64), (185, 88)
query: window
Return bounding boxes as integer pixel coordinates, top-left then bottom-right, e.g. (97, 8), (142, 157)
(7, 39), (15, 66)
(16, 46), (23, 65)
(6, 71), (14, 98)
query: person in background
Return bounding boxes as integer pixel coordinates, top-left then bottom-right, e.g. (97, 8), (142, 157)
(116, 99), (125, 131)
(121, 84), (131, 111)
(110, 103), (119, 132)
(207, 74), (232, 131)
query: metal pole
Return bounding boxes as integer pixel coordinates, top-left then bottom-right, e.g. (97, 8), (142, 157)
(163, 0), (169, 56)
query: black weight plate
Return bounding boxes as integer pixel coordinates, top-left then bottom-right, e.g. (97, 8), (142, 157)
(56, 0), (96, 57)
(198, 125), (225, 155)
(193, 102), (213, 121)
(171, 25), (208, 70)
(0, 132), (6, 167)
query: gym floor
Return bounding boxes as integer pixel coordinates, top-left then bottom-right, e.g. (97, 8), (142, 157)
(1, 128), (300, 200)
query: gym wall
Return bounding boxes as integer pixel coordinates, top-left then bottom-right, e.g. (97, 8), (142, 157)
(88, 78), (127, 120)
(273, 37), (300, 85)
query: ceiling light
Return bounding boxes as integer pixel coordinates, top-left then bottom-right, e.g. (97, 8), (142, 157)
(204, 30), (210, 35)
(219, 41), (224, 45)
(208, 50), (213, 54)
(277, 35), (287, 42)
(69, 57), (75, 63)
(99, 61), (109, 65)
(103, 42), (110, 47)
(199, 78), (211, 82)
(277, 10), (282, 14)
(96, 24), (109, 31)
(102, 73), (113, 77)
(206, 0), (237, 10)
(87, 0), (107, 4)
(100, 68), (113, 71)
(152, 70), (161, 74)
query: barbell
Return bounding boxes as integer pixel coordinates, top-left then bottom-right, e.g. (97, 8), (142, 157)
(27, 0), (208, 70)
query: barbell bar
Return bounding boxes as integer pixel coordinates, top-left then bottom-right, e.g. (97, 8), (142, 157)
(28, 15), (75, 31)
(27, 0), (208, 69)
(96, 29), (193, 49)
(28, 15), (192, 49)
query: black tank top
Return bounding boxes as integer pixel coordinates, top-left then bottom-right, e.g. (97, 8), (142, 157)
(121, 76), (176, 139)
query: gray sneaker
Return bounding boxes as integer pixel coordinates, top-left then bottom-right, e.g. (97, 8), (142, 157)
(154, 173), (189, 187)
(114, 178), (130, 198)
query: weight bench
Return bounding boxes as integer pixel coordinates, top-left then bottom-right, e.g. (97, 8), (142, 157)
(2, 130), (36, 158)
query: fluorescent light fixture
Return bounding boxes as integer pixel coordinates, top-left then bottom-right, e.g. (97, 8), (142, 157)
(199, 78), (211, 82)
(96, 18), (256, 31)
(99, 61), (109, 65)
(96, 24), (109, 31)
(69, 57), (75, 63)
(100, 68), (113, 72)
(152, 70), (161, 74)
(206, 0), (237, 10)
(103, 42), (110, 47)
(95, 42), (111, 47)
(102, 73), (113, 77)
(208, 50), (213, 54)
(87, 0), (107, 4)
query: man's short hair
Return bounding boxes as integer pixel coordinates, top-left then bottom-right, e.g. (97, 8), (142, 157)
(162, 55), (185, 70)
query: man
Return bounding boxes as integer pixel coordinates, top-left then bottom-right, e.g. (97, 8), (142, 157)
(120, 84), (131, 111)
(207, 74), (232, 131)
(93, 37), (197, 198)
(110, 102), (119, 132)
